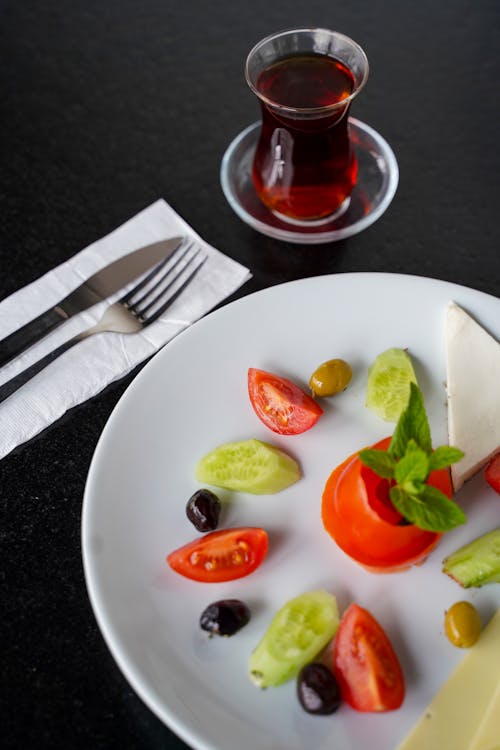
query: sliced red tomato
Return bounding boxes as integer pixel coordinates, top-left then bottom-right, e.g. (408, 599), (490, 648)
(333, 603), (405, 712)
(485, 453), (500, 494)
(248, 368), (323, 435)
(321, 437), (452, 572)
(167, 527), (268, 582)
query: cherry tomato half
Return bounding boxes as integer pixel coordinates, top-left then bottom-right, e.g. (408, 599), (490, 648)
(485, 453), (500, 494)
(167, 527), (268, 582)
(248, 368), (323, 435)
(333, 603), (405, 712)
(321, 437), (452, 572)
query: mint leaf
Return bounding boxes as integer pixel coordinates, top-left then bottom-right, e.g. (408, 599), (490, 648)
(428, 446), (464, 471)
(359, 380), (466, 532)
(394, 448), (429, 490)
(389, 486), (421, 525)
(358, 449), (396, 479)
(418, 485), (466, 529)
(390, 484), (466, 531)
(405, 438), (423, 454)
(389, 383), (432, 458)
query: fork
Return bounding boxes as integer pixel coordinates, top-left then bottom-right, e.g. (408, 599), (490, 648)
(0, 239), (206, 405)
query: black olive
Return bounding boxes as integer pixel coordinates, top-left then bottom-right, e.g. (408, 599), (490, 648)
(297, 663), (341, 715)
(186, 489), (221, 532)
(200, 599), (251, 636)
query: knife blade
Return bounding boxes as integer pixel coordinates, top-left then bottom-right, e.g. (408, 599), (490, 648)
(0, 236), (184, 368)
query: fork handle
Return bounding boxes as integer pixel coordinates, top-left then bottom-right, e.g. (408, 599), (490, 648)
(0, 335), (80, 405)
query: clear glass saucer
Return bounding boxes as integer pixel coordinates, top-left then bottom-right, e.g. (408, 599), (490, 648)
(220, 118), (399, 244)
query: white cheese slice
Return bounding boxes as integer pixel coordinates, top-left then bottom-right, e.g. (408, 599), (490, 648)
(396, 609), (500, 750)
(445, 301), (500, 492)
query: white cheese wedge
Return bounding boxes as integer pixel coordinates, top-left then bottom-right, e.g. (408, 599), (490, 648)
(396, 609), (500, 750)
(445, 301), (500, 491)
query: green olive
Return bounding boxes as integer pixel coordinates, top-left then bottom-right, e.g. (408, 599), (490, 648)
(309, 359), (353, 397)
(444, 601), (482, 648)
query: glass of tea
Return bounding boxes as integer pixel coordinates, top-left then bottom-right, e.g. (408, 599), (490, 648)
(245, 28), (369, 225)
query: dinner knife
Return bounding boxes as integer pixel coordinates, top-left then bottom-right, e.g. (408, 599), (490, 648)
(0, 236), (184, 367)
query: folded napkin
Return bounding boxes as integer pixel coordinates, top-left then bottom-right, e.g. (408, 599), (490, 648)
(0, 199), (251, 460)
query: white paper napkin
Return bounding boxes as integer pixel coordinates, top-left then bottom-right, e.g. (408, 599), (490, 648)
(0, 199), (251, 459)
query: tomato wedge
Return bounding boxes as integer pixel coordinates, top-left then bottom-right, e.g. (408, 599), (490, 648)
(167, 527), (268, 582)
(485, 453), (500, 494)
(322, 437), (452, 572)
(248, 368), (323, 435)
(333, 604), (405, 712)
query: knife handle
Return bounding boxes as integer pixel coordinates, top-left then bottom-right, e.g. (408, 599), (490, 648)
(0, 336), (79, 405)
(0, 307), (67, 368)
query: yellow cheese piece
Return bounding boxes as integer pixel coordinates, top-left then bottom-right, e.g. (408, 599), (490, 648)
(396, 609), (500, 750)
(470, 677), (500, 750)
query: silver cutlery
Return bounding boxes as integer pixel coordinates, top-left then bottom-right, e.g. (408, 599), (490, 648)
(0, 235), (185, 367)
(0, 239), (206, 405)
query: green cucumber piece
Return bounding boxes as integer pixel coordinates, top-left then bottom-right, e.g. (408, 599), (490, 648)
(442, 528), (500, 587)
(195, 439), (300, 494)
(366, 348), (418, 422)
(248, 590), (339, 688)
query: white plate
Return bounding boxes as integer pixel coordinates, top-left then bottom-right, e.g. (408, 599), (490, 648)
(82, 273), (500, 750)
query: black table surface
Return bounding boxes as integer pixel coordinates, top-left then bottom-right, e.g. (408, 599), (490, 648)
(2, 1), (499, 748)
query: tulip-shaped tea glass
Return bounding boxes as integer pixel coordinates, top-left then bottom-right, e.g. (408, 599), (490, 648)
(220, 27), (398, 243)
(245, 28), (369, 225)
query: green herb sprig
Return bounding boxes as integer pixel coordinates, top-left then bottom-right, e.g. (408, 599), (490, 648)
(359, 383), (466, 532)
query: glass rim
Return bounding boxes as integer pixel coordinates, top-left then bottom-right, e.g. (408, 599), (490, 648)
(245, 27), (369, 115)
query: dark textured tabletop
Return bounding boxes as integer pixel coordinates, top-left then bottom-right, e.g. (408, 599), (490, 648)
(2, 1), (499, 748)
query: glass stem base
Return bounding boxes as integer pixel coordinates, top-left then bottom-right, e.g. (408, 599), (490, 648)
(270, 196), (351, 227)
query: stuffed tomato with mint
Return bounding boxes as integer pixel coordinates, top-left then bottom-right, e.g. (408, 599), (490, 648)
(322, 383), (466, 573)
(322, 437), (451, 572)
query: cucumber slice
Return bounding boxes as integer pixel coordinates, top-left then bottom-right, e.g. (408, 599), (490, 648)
(442, 528), (500, 587)
(195, 439), (300, 494)
(366, 348), (418, 422)
(248, 590), (339, 688)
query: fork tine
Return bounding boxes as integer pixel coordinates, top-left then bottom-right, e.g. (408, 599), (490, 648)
(134, 246), (203, 319)
(138, 252), (207, 325)
(119, 237), (187, 305)
(126, 241), (196, 314)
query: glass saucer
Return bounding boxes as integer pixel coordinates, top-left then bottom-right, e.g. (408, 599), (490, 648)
(220, 118), (399, 244)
